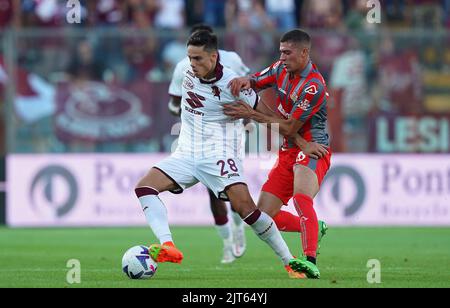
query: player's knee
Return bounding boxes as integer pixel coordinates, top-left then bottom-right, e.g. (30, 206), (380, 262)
(258, 204), (279, 218)
(231, 198), (256, 218)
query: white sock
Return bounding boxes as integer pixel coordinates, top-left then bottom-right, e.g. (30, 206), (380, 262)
(215, 221), (232, 241)
(231, 210), (244, 227)
(138, 195), (173, 244)
(247, 211), (293, 266)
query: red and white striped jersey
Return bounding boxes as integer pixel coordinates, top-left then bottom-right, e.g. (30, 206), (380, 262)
(252, 60), (330, 149)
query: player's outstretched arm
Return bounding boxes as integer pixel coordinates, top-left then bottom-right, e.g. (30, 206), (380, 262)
(224, 100), (303, 139)
(226, 99), (327, 159)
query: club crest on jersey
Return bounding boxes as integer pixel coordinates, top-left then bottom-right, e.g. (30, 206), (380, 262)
(211, 86), (221, 100)
(305, 85), (318, 95)
(183, 77), (194, 90)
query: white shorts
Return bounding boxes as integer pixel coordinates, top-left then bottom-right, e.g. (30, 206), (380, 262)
(154, 153), (246, 201)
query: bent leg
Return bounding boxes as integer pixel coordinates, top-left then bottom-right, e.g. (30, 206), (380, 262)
(207, 188), (236, 263)
(293, 165), (320, 260)
(226, 184), (294, 266)
(259, 189), (302, 233)
(135, 167), (179, 246)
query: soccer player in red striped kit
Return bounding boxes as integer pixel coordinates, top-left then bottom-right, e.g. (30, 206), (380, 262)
(224, 29), (331, 278)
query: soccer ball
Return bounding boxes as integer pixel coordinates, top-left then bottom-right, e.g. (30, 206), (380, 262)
(122, 245), (158, 279)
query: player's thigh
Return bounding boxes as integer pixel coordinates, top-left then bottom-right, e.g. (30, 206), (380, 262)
(293, 150), (331, 198)
(137, 155), (198, 193)
(261, 156), (294, 205)
(225, 183), (257, 218)
(293, 164), (319, 198)
(257, 191), (284, 218)
(136, 167), (178, 192)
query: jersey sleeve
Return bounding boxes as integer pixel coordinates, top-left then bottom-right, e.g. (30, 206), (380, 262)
(238, 88), (259, 110)
(229, 52), (251, 77)
(291, 80), (327, 123)
(168, 60), (186, 97)
(251, 61), (281, 91)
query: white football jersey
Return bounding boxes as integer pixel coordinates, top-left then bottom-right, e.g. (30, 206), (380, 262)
(175, 62), (258, 159)
(168, 50), (250, 97)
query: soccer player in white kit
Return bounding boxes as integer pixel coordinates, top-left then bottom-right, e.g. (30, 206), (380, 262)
(167, 25), (248, 264)
(134, 30), (305, 277)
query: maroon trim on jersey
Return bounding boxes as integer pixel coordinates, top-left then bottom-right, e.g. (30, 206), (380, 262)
(199, 54), (224, 84)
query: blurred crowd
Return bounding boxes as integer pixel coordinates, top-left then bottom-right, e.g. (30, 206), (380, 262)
(0, 0), (449, 155)
(0, 0), (449, 31)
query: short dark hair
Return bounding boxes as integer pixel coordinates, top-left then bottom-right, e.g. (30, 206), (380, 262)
(187, 30), (218, 53)
(280, 29), (311, 48)
(190, 24), (214, 35)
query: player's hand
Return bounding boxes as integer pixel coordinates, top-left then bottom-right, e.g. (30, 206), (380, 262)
(223, 101), (254, 120)
(228, 77), (252, 97)
(168, 98), (181, 117)
(302, 142), (329, 160)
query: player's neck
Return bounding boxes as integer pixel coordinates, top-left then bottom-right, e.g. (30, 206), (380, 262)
(200, 60), (223, 84)
(290, 60), (311, 78)
(203, 71), (216, 81)
(203, 62), (218, 81)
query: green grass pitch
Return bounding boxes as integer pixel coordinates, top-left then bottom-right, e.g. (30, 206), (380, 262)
(0, 226), (449, 288)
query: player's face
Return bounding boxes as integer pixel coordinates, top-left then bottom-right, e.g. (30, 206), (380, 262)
(187, 45), (218, 79)
(279, 42), (310, 75)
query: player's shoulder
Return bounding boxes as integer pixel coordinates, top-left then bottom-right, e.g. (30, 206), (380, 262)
(308, 64), (327, 85)
(258, 60), (283, 76)
(174, 57), (191, 74)
(301, 70), (327, 97)
(219, 49), (242, 62)
(220, 64), (240, 82)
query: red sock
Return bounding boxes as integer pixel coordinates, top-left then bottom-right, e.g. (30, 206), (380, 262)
(273, 210), (301, 232)
(293, 194), (318, 258)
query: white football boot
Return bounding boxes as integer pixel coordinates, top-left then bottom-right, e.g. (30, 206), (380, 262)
(231, 214), (246, 258)
(221, 238), (236, 264)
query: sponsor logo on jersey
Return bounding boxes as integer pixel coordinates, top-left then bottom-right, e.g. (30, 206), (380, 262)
(227, 172), (240, 179)
(305, 85), (318, 95)
(290, 91), (299, 102)
(183, 77), (194, 90)
(186, 91), (205, 109)
(298, 99), (311, 111)
(296, 151), (307, 163)
(241, 89), (254, 97)
(277, 104), (290, 119)
(184, 106), (204, 116)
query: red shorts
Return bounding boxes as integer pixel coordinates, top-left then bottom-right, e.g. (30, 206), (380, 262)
(261, 147), (332, 205)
